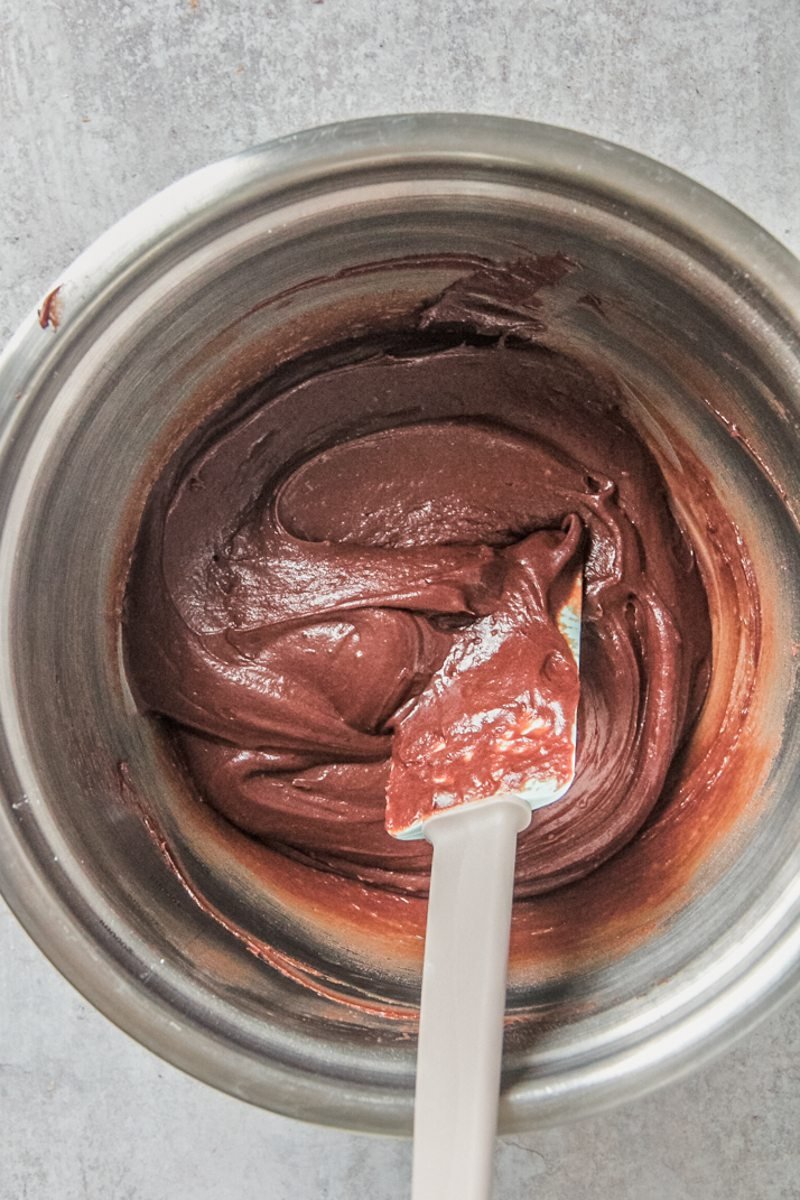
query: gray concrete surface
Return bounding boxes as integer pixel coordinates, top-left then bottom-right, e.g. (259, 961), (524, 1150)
(1, 1), (799, 1196)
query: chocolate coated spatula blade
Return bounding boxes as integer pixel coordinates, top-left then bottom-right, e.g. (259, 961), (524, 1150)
(387, 543), (582, 839)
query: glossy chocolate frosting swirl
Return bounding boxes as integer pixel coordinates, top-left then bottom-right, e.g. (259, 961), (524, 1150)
(124, 261), (711, 897)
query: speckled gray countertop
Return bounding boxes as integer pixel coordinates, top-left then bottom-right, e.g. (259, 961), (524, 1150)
(2, 2), (800, 1197)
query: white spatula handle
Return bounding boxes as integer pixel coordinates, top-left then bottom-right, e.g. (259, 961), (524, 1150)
(411, 797), (532, 1200)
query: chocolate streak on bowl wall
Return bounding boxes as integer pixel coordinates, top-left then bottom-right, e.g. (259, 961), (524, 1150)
(120, 255), (766, 1016)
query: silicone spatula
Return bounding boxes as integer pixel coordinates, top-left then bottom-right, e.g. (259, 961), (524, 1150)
(386, 530), (582, 1200)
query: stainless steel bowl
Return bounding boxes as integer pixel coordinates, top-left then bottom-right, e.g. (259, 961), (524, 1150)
(2, 114), (800, 1134)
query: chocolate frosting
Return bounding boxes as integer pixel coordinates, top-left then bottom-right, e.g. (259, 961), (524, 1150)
(124, 257), (712, 901)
